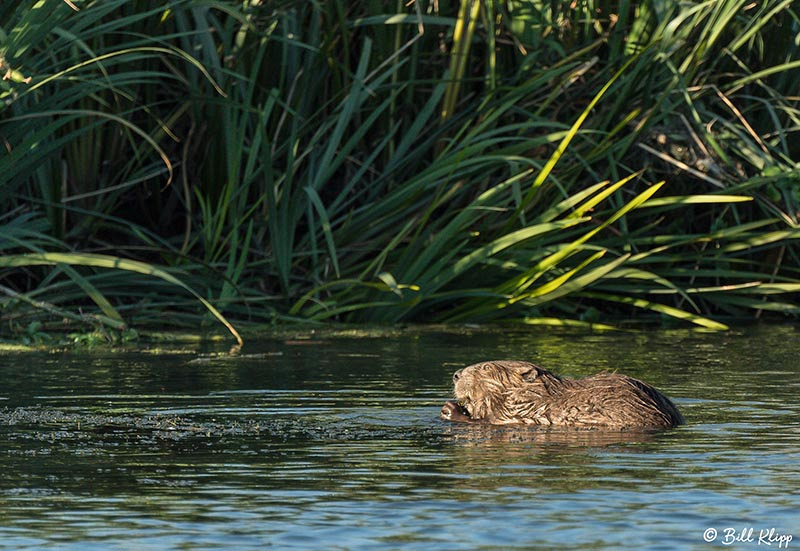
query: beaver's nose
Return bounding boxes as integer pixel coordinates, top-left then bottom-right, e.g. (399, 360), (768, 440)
(453, 369), (462, 383)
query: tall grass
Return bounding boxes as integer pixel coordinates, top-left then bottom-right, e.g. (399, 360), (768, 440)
(1, 0), (799, 340)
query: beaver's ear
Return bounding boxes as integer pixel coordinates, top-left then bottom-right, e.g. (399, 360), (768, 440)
(521, 366), (542, 381)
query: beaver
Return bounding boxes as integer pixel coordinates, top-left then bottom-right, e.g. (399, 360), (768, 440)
(440, 360), (684, 429)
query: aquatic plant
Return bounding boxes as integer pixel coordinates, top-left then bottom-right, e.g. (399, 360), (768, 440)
(1, 0), (799, 340)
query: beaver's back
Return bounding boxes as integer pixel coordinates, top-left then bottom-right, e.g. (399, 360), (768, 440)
(524, 372), (685, 428)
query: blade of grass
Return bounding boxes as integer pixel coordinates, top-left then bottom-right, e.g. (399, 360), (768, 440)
(580, 291), (730, 330)
(0, 253), (243, 345)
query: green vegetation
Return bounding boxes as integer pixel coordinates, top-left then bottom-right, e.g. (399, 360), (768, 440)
(1, 0), (799, 342)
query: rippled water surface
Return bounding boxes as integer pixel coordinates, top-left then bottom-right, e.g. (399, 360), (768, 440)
(1, 326), (799, 550)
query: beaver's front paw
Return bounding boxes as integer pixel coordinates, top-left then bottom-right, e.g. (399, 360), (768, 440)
(441, 400), (471, 422)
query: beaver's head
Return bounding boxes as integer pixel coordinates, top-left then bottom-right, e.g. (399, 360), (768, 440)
(452, 360), (551, 421)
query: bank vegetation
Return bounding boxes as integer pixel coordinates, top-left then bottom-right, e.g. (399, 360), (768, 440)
(1, 0), (799, 342)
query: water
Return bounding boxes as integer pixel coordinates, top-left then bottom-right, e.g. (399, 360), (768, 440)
(1, 326), (799, 550)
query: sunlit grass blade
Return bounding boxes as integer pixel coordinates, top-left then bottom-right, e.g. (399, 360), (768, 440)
(641, 195), (754, 207)
(508, 180), (666, 297)
(514, 51), (646, 215)
(719, 230), (800, 252)
(580, 291), (730, 330)
(427, 218), (591, 292)
(513, 251), (625, 307)
(441, 0), (481, 120)
(516, 317), (620, 331)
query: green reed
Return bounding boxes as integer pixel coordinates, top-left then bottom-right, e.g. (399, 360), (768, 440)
(1, 0), (799, 341)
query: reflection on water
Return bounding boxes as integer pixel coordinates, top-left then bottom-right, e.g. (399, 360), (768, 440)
(1, 326), (799, 549)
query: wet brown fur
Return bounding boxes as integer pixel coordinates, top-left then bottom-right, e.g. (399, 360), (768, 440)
(441, 360), (684, 429)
